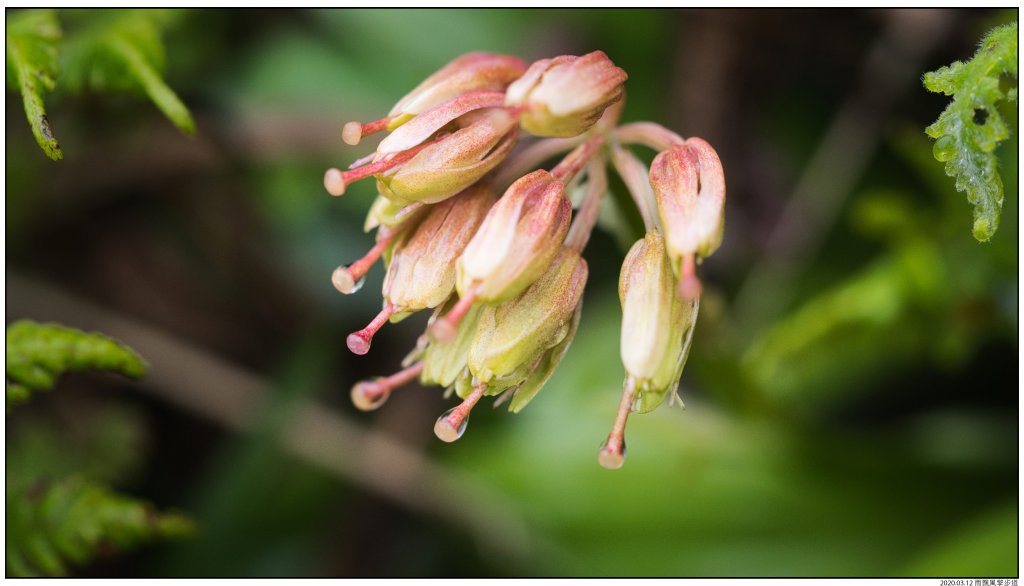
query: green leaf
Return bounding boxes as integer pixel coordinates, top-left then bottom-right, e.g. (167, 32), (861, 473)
(6, 9), (64, 160)
(6, 320), (148, 409)
(61, 10), (195, 134)
(923, 21), (1018, 242)
(5, 476), (195, 577)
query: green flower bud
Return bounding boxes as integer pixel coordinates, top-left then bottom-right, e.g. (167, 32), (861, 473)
(456, 170), (572, 303)
(505, 51), (627, 138)
(420, 301), (482, 389)
(618, 231), (698, 412)
(466, 248), (588, 395)
(383, 184), (496, 312)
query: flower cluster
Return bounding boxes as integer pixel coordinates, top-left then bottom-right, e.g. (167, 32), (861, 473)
(324, 51), (725, 468)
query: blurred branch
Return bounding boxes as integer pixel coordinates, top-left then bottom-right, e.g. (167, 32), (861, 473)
(6, 271), (545, 570)
(731, 9), (954, 333)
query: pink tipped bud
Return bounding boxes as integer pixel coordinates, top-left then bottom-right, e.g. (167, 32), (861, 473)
(378, 91), (506, 156)
(383, 184), (497, 313)
(390, 53), (527, 118)
(347, 302), (396, 355)
(456, 170), (572, 303)
(377, 109), (518, 205)
(506, 51), (627, 138)
(649, 139), (726, 270)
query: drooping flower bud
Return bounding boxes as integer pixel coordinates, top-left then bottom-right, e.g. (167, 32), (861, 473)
(382, 184), (496, 312)
(649, 138), (726, 297)
(505, 51), (627, 138)
(375, 108), (518, 205)
(618, 231), (697, 411)
(391, 53), (527, 119)
(456, 170), (571, 303)
(599, 231), (698, 469)
(467, 248), (588, 395)
(342, 53), (527, 146)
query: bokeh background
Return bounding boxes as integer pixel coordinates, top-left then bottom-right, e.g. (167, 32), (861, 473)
(5, 8), (1018, 577)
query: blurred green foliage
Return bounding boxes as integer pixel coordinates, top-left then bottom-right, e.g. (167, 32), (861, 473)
(5, 9), (194, 160)
(5, 321), (193, 576)
(924, 21), (1018, 242)
(6, 9), (63, 159)
(4, 8), (1018, 578)
(6, 320), (148, 409)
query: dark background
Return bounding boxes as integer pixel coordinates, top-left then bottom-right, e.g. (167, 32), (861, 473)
(5, 8), (1018, 577)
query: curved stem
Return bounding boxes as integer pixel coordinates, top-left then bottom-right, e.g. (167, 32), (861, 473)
(611, 122), (685, 152)
(551, 134), (606, 185)
(565, 158), (608, 253)
(609, 143), (657, 231)
(493, 136), (584, 189)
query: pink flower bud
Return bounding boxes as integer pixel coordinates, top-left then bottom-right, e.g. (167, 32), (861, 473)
(649, 139), (726, 267)
(376, 108), (518, 205)
(456, 169), (572, 303)
(382, 184), (497, 312)
(390, 52), (527, 118)
(505, 51), (627, 138)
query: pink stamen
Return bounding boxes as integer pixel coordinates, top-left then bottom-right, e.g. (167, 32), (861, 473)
(679, 254), (702, 300)
(347, 302), (397, 355)
(342, 115), (397, 146)
(430, 288), (478, 343)
(323, 136), (443, 197)
(434, 383), (487, 443)
(350, 362), (425, 412)
(599, 377), (636, 470)
(332, 230), (398, 295)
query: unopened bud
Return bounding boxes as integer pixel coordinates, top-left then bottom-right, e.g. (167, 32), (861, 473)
(420, 301), (482, 389)
(376, 109), (518, 205)
(468, 248), (588, 394)
(618, 231), (698, 413)
(391, 53), (527, 118)
(383, 184), (496, 312)
(649, 139), (726, 273)
(506, 51), (627, 138)
(456, 170), (572, 303)
(505, 302), (582, 413)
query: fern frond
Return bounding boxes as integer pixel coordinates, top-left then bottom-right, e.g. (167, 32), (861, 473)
(61, 9), (195, 134)
(5, 476), (194, 577)
(924, 21), (1018, 242)
(5, 9), (63, 160)
(6, 320), (148, 409)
